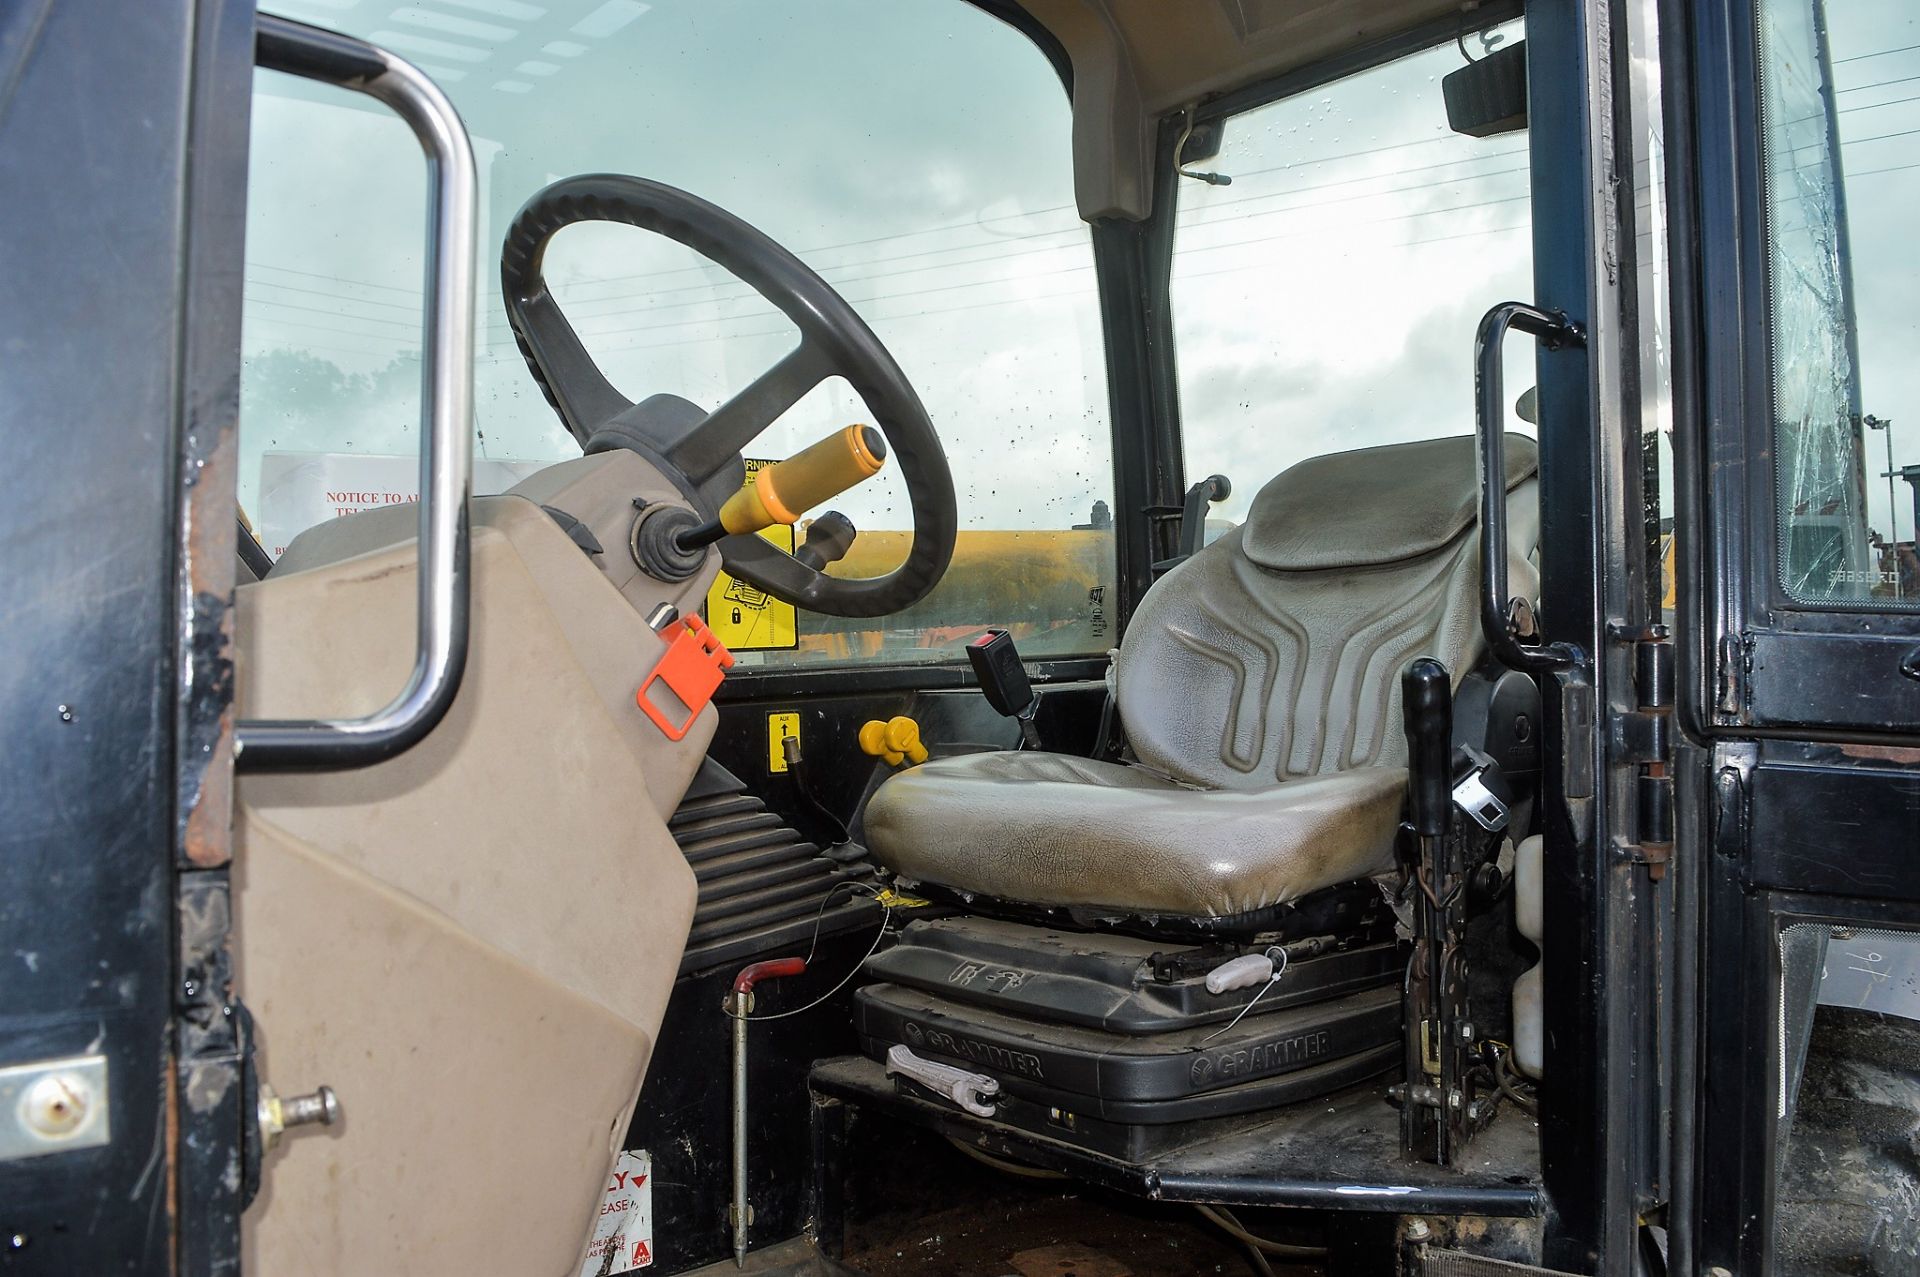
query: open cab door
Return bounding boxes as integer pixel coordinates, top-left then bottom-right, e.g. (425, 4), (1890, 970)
(1668, 0), (1920, 1271)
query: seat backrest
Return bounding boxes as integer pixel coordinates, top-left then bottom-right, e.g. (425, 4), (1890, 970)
(1115, 434), (1539, 790)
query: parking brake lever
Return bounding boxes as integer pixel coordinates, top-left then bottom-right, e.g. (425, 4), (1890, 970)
(1403, 658), (1453, 841)
(1399, 656), (1462, 1166)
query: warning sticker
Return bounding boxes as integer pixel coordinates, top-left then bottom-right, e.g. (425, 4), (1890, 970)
(580, 1149), (654, 1275)
(705, 459), (799, 651)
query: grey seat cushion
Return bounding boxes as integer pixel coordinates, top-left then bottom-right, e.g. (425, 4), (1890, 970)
(863, 751), (1405, 919)
(864, 434), (1539, 922)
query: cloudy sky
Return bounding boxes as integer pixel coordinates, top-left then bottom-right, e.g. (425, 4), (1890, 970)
(241, 0), (1918, 578)
(1791, 0), (1920, 564)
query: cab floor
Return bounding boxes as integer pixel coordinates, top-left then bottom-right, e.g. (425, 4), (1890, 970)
(837, 1125), (1319, 1277)
(844, 1185), (1311, 1277)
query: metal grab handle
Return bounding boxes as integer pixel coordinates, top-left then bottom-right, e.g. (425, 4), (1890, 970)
(236, 16), (477, 772)
(1474, 301), (1582, 673)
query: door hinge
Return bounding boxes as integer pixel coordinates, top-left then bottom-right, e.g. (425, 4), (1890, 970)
(1610, 625), (1674, 874)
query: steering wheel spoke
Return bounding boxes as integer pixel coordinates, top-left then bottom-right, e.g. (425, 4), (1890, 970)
(666, 341), (832, 485)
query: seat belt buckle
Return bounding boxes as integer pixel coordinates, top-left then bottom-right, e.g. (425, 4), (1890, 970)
(637, 610), (735, 741)
(966, 628), (1040, 746)
(1450, 745), (1511, 833)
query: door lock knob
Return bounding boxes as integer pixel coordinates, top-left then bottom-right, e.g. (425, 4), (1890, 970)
(258, 1083), (339, 1150)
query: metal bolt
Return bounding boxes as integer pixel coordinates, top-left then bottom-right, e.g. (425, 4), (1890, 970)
(22, 1072), (91, 1138)
(258, 1083), (339, 1150)
(281, 1087), (338, 1131)
(9, 1234), (28, 1251)
(1406, 1218), (1432, 1242)
(56, 704), (73, 723)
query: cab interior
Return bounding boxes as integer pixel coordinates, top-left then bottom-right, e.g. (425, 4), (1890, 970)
(232, 1), (1564, 1273)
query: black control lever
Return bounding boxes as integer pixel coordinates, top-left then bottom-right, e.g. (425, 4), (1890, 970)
(1152, 474), (1233, 575)
(795, 511), (856, 571)
(967, 629), (1040, 748)
(1399, 656), (1462, 1166)
(1402, 658), (1453, 839)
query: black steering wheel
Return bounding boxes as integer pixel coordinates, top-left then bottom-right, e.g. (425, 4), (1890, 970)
(500, 173), (957, 618)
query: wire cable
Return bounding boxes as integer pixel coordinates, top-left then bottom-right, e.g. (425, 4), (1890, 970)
(1195, 1204), (1327, 1261)
(726, 880), (891, 1022)
(1197, 947), (1289, 1046)
(943, 1137), (1068, 1180)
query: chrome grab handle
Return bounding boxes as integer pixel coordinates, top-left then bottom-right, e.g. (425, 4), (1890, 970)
(1473, 301), (1582, 674)
(236, 16), (477, 772)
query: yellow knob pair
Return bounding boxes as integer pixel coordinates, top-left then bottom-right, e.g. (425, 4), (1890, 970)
(858, 716), (927, 766)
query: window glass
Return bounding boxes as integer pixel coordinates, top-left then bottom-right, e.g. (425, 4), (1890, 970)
(242, 0), (1115, 666)
(1761, 0), (1920, 604)
(1171, 24), (1533, 528)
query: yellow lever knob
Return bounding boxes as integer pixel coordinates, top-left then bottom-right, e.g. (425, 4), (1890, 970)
(883, 716), (927, 765)
(857, 719), (900, 765)
(719, 425), (887, 536)
(858, 715), (927, 766)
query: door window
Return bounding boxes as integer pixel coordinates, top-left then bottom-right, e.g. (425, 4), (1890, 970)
(242, 0), (1116, 666)
(1171, 23), (1533, 526)
(1760, 0), (1920, 604)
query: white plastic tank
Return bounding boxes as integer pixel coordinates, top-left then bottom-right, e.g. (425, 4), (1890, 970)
(1511, 833), (1546, 1079)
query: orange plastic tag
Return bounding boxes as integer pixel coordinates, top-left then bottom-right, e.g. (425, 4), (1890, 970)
(636, 613), (735, 740)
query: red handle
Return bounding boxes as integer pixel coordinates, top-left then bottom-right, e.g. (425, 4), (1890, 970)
(733, 957), (807, 995)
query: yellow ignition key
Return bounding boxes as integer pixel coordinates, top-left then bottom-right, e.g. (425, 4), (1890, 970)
(719, 425), (886, 537)
(858, 715), (927, 766)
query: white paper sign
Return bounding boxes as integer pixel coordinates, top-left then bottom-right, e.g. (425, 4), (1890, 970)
(255, 451), (547, 560)
(579, 1149), (654, 1276)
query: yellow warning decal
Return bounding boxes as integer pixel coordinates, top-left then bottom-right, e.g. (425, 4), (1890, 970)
(767, 712), (800, 773)
(706, 458), (799, 651)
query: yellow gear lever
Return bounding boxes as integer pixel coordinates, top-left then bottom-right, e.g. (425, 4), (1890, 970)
(675, 425), (887, 552)
(858, 715), (927, 766)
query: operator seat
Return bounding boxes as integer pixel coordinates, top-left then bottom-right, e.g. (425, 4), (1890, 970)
(864, 434), (1539, 926)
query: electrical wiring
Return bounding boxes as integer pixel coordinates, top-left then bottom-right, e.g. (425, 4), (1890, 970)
(725, 880), (892, 1023)
(1197, 947), (1290, 1046)
(1195, 1203), (1327, 1261)
(942, 1137), (1068, 1180)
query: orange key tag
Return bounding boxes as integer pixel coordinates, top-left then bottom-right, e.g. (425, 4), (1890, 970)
(636, 613), (735, 740)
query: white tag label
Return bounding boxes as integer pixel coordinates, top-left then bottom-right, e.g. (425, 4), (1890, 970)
(579, 1149), (654, 1275)
(255, 451), (546, 560)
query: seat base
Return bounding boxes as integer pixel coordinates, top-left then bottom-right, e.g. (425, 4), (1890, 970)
(864, 751), (1407, 922)
(855, 915), (1405, 1159)
(890, 875), (1395, 942)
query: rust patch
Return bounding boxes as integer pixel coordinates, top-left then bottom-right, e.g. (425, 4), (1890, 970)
(165, 1055), (181, 1277)
(1839, 743), (1920, 765)
(179, 389), (237, 869)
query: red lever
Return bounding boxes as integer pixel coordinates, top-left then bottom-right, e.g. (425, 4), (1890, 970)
(733, 957), (807, 996)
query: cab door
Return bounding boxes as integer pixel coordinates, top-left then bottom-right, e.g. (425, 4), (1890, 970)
(1668, 0), (1920, 1271)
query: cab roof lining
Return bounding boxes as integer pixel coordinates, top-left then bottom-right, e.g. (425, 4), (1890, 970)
(1009, 0), (1480, 220)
